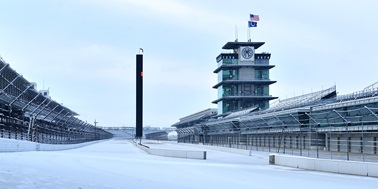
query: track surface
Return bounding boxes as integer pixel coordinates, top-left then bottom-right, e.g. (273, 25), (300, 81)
(0, 140), (377, 189)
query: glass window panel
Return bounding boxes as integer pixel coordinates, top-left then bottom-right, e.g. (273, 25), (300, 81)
(263, 86), (269, 95)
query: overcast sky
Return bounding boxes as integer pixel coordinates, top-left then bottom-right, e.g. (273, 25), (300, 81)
(0, 0), (377, 128)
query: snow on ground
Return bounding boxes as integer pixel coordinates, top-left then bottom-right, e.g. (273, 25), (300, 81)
(0, 139), (377, 189)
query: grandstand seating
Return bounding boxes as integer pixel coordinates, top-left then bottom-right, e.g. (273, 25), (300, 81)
(174, 85), (378, 156)
(0, 56), (112, 144)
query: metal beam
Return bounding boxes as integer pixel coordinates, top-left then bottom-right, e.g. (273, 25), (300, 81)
(253, 118), (268, 129)
(30, 98), (51, 116)
(9, 84), (33, 106)
(60, 115), (75, 127)
(0, 74), (21, 94)
(69, 118), (81, 128)
(305, 112), (320, 125)
(247, 119), (260, 128)
(289, 113), (302, 125)
(275, 116), (286, 126)
(364, 106), (378, 120)
(0, 63), (9, 73)
(22, 93), (41, 111)
(332, 109), (349, 123)
(42, 104), (60, 121)
(49, 109), (65, 124)
(55, 112), (70, 125)
(29, 98), (48, 114)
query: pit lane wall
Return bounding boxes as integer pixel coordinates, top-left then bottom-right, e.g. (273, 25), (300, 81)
(179, 143), (252, 156)
(133, 141), (206, 160)
(269, 154), (378, 177)
(0, 138), (100, 152)
(149, 148), (206, 160)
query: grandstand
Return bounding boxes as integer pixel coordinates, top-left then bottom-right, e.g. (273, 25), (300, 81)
(172, 40), (378, 162)
(172, 109), (217, 129)
(103, 127), (134, 139)
(103, 126), (176, 140)
(0, 56), (112, 144)
(174, 85), (378, 161)
(145, 131), (168, 140)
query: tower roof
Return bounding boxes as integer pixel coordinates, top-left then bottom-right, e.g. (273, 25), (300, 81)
(222, 42), (265, 50)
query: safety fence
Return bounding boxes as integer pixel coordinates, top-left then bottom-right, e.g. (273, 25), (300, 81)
(179, 129), (378, 163)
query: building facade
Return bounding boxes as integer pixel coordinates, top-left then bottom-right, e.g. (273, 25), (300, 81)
(213, 42), (277, 115)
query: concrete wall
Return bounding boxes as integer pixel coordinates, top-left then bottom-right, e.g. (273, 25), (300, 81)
(270, 154), (378, 177)
(38, 141), (100, 151)
(133, 142), (206, 160)
(149, 148), (206, 160)
(0, 138), (101, 152)
(0, 138), (36, 152)
(238, 67), (254, 80)
(179, 143), (252, 156)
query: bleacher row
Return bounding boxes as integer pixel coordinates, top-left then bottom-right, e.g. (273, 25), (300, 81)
(0, 56), (112, 144)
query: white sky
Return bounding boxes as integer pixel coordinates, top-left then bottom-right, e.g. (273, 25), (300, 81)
(0, 0), (377, 127)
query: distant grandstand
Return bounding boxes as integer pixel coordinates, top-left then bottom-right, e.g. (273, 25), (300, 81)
(103, 127), (134, 139)
(103, 126), (175, 140)
(0, 56), (112, 144)
(145, 131), (168, 140)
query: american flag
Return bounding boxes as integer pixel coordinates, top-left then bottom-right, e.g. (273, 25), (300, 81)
(250, 14), (260, 21)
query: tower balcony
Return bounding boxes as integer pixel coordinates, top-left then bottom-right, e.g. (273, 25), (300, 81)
(214, 64), (275, 73)
(212, 95), (278, 104)
(213, 79), (276, 89)
(215, 53), (273, 73)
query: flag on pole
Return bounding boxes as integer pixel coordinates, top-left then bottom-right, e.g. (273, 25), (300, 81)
(248, 21), (257, 27)
(250, 14), (260, 21)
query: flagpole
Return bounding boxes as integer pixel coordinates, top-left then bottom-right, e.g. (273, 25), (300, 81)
(248, 13), (250, 42)
(235, 25), (238, 42)
(248, 14), (259, 42)
(248, 27), (251, 42)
